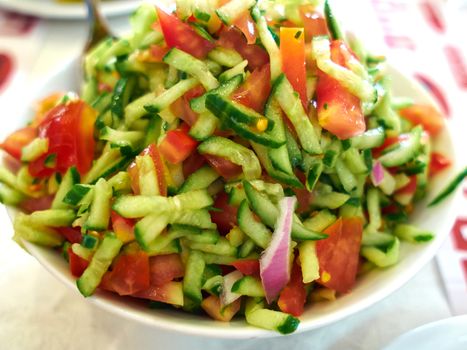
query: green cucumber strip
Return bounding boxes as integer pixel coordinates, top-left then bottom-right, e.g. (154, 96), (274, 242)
(361, 230), (395, 247)
(378, 126), (422, 167)
(52, 166), (80, 209)
(190, 74), (243, 114)
(207, 47), (243, 67)
(349, 127), (385, 149)
(77, 235), (123, 297)
(238, 238), (256, 258)
(111, 77), (134, 120)
(13, 213), (64, 247)
(135, 213), (169, 249)
(107, 171), (131, 194)
(285, 128), (303, 169)
(265, 97), (294, 175)
(0, 183), (24, 206)
(85, 178), (113, 231)
(310, 191), (350, 209)
(298, 241), (320, 283)
(178, 166), (219, 194)
(342, 148), (368, 174)
(63, 184), (93, 207)
(205, 94), (284, 148)
(144, 77), (199, 114)
(324, 0), (343, 40)
(429, 167), (467, 206)
(189, 237), (237, 256)
(183, 250), (206, 304)
(251, 5), (282, 80)
(231, 276), (264, 297)
(189, 111), (219, 141)
(243, 181), (327, 240)
(238, 200), (272, 249)
(335, 157), (357, 193)
(219, 60), (248, 83)
(198, 136), (262, 180)
(366, 188), (382, 231)
(100, 127), (144, 150)
(163, 48), (219, 91)
(29, 209), (76, 227)
(361, 237), (400, 267)
(202, 275), (223, 296)
(374, 77), (401, 132)
(303, 210), (337, 232)
(171, 209), (216, 229)
(135, 154), (161, 196)
(245, 298), (300, 334)
(20, 137), (48, 162)
(83, 148), (127, 184)
(129, 3), (158, 48)
(113, 190), (213, 218)
(124, 77), (198, 126)
(226, 226), (245, 247)
(394, 224), (434, 243)
(250, 142), (304, 188)
(273, 74), (321, 154)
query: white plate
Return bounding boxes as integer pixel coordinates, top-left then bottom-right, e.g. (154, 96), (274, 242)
(5, 58), (463, 339)
(0, 0), (141, 19)
(383, 316), (467, 350)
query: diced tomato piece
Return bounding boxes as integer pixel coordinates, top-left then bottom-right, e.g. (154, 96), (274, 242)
(0, 126), (37, 160)
(399, 104), (444, 135)
(28, 101), (97, 177)
(159, 126), (198, 164)
(132, 281), (184, 306)
(149, 253), (185, 286)
(111, 211), (135, 243)
(316, 40), (365, 140)
(429, 152), (451, 177)
(156, 7), (215, 59)
(231, 64), (271, 113)
(2, 154), (22, 174)
(299, 5), (329, 41)
(183, 152), (206, 178)
(295, 187), (314, 214)
(201, 295), (241, 322)
(316, 217), (363, 294)
(33, 92), (65, 127)
(233, 11), (257, 44)
(68, 247), (89, 277)
(217, 27), (269, 71)
(149, 44), (170, 62)
(204, 154), (242, 180)
(184, 85), (206, 100)
(231, 259), (260, 276)
(210, 191), (238, 235)
(20, 195), (54, 213)
(108, 252), (150, 296)
(278, 260), (307, 317)
(396, 175), (417, 195)
(57, 227), (82, 244)
(128, 144), (167, 196)
(280, 28), (308, 108)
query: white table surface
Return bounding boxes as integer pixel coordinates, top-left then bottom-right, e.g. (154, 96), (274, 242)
(0, 2), (464, 349)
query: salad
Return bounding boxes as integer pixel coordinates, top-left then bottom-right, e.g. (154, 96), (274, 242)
(0, 0), (452, 334)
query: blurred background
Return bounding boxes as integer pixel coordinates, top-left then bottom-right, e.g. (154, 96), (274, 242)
(0, 0), (466, 349)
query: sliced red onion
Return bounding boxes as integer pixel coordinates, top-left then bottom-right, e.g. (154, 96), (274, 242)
(260, 196), (296, 304)
(220, 270), (243, 307)
(371, 161), (385, 186)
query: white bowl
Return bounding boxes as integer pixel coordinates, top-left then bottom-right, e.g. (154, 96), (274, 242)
(5, 58), (462, 339)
